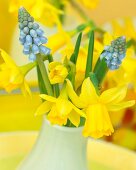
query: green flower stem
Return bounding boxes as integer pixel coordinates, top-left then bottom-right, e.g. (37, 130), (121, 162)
(54, 84), (60, 97)
(126, 39), (136, 53)
(68, 21), (95, 37)
(126, 39), (135, 48)
(20, 62), (36, 75)
(70, 0), (105, 35)
(36, 65), (47, 95)
(70, 0), (90, 21)
(95, 27), (105, 34)
(20, 55), (48, 75)
(93, 58), (108, 85)
(36, 54), (53, 96)
(47, 54), (53, 62)
(67, 61), (76, 88)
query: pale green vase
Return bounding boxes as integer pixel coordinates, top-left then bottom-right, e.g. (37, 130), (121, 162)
(18, 118), (89, 170)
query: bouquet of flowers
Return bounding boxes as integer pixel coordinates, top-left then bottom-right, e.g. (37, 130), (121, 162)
(0, 7), (135, 139)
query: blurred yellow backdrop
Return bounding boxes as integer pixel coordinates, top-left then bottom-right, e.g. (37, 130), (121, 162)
(0, 0), (136, 53)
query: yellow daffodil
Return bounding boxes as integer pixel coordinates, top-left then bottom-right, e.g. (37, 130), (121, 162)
(111, 18), (136, 40)
(46, 29), (71, 54)
(48, 62), (68, 84)
(35, 87), (86, 126)
(104, 48), (136, 90)
(121, 54), (136, 89)
(108, 55), (136, 90)
(61, 44), (87, 89)
(9, 0), (62, 27)
(66, 78), (135, 138)
(94, 32), (114, 58)
(76, 0), (99, 9)
(0, 49), (34, 95)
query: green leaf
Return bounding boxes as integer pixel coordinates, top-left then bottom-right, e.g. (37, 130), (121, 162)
(47, 54), (53, 62)
(93, 57), (108, 85)
(70, 32), (82, 64)
(89, 72), (100, 95)
(79, 117), (86, 127)
(85, 30), (94, 78)
(76, 24), (87, 32)
(89, 72), (98, 88)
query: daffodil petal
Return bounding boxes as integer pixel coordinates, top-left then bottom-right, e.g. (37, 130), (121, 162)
(47, 30), (71, 54)
(0, 69), (9, 87)
(21, 81), (31, 96)
(35, 101), (52, 116)
(66, 79), (85, 108)
(107, 100), (135, 111)
(10, 69), (23, 84)
(56, 99), (72, 116)
(103, 32), (113, 45)
(94, 39), (103, 55)
(40, 94), (56, 102)
(49, 64), (68, 84)
(0, 49), (16, 67)
(100, 85), (127, 104)
(68, 111), (80, 127)
(71, 103), (86, 118)
(48, 61), (61, 71)
(80, 78), (98, 105)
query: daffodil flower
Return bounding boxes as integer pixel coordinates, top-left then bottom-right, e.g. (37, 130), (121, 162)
(48, 62), (68, 84)
(94, 32), (114, 59)
(0, 49), (34, 95)
(61, 44), (87, 89)
(66, 78), (135, 138)
(46, 29), (71, 54)
(107, 54), (136, 91)
(111, 18), (136, 40)
(77, 0), (99, 9)
(35, 87), (86, 127)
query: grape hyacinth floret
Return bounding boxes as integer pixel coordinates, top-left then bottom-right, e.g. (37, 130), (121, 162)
(18, 7), (50, 61)
(100, 36), (126, 70)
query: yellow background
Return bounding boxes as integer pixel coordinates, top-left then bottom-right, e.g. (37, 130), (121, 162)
(0, 0), (136, 52)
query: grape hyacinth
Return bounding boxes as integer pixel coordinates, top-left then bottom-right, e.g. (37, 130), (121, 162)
(18, 7), (50, 61)
(100, 36), (126, 70)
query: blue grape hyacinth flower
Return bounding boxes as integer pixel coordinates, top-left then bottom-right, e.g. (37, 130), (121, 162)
(18, 7), (50, 61)
(100, 36), (126, 70)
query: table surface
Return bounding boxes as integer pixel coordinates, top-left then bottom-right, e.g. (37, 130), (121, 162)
(0, 131), (136, 170)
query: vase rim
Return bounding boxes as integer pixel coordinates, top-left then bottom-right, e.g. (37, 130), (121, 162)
(43, 116), (84, 132)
